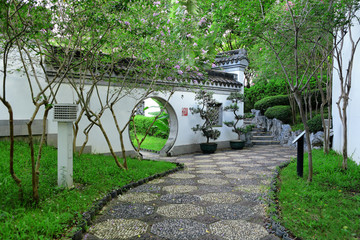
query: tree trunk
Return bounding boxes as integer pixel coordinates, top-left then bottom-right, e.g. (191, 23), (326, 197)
(1, 99), (23, 200)
(97, 120), (126, 170)
(34, 107), (51, 201)
(341, 98), (348, 170)
(79, 123), (94, 156)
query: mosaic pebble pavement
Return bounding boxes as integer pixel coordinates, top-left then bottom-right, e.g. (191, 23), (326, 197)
(84, 145), (295, 240)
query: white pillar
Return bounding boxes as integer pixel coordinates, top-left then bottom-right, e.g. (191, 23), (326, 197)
(57, 122), (74, 188)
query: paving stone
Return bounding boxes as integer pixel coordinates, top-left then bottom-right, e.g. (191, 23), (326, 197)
(162, 185), (198, 193)
(151, 219), (207, 240)
(216, 161), (234, 165)
(196, 170), (222, 174)
(194, 159), (214, 163)
(194, 155), (212, 159)
(106, 203), (154, 219)
(184, 162), (195, 166)
(196, 185), (234, 193)
(206, 204), (255, 220)
(218, 166), (243, 171)
(241, 163), (263, 167)
(169, 173), (196, 179)
(127, 233), (166, 240)
(164, 178), (196, 185)
(224, 174), (256, 180)
(212, 156), (231, 160)
(89, 219), (148, 239)
(129, 184), (161, 193)
(248, 170), (273, 177)
(117, 193), (159, 203)
(242, 193), (265, 203)
(197, 178), (229, 185)
(157, 204), (204, 218)
(160, 194), (201, 204)
(196, 164), (218, 168)
(201, 193), (242, 203)
(148, 179), (165, 184)
(234, 185), (267, 194)
(210, 220), (268, 240)
(249, 156), (267, 159)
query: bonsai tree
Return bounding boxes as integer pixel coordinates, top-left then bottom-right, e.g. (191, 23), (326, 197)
(190, 90), (221, 143)
(224, 92), (254, 140)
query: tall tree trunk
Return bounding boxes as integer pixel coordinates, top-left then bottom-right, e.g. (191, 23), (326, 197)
(1, 99), (23, 200)
(95, 119), (125, 170)
(338, 96), (349, 170)
(27, 103), (42, 203)
(34, 107), (51, 202)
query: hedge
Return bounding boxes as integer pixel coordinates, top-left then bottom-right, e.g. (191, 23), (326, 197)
(129, 115), (169, 139)
(307, 114), (323, 133)
(254, 95), (290, 114)
(264, 105), (292, 124)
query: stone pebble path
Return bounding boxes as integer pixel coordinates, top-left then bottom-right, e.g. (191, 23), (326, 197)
(84, 145), (295, 240)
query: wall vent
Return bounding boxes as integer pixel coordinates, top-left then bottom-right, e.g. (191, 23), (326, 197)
(54, 104), (78, 122)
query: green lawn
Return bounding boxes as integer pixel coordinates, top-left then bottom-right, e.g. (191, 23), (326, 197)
(278, 149), (360, 239)
(0, 141), (176, 239)
(131, 134), (167, 151)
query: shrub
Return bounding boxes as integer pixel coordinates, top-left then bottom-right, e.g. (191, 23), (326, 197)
(129, 115), (169, 139)
(307, 114), (323, 133)
(254, 95), (290, 114)
(264, 105), (292, 124)
(244, 79), (289, 109)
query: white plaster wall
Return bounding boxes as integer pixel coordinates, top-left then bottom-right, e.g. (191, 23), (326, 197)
(332, 11), (360, 164)
(166, 90), (240, 146)
(0, 50), (48, 121)
(1, 49), (242, 154)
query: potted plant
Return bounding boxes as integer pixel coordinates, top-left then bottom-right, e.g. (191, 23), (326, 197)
(190, 90), (221, 154)
(224, 92), (254, 149)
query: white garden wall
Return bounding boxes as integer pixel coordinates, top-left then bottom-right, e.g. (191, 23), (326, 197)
(332, 10), (360, 164)
(1, 49), (245, 156)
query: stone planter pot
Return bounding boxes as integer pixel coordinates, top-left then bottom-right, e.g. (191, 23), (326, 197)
(229, 140), (245, 150)
(200, 143), (218, 154)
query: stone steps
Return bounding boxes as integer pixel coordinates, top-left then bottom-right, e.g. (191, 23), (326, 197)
(251, 131), (272, 136)
(250, 124), (280, 145)
(252, 135), (275, 141)
(252, 140), (280, 145)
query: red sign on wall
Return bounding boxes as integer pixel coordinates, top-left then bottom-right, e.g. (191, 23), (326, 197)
(182, 108), (188, 116)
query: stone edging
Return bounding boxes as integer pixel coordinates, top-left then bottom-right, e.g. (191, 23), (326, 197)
(265, 161), (298, 240)
(69, 161), (184, 240)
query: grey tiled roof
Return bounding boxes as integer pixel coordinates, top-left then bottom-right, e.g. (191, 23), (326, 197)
(214, 49), (248, 66)
(188, 70), (241, 88)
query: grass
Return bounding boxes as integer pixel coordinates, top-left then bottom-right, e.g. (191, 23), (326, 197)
(278, 149), (360, 239)
(0, 141), (177, 239)
(131, 134), (167, 151)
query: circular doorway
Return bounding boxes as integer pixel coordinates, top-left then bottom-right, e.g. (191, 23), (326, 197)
(129, 96), (178, 156)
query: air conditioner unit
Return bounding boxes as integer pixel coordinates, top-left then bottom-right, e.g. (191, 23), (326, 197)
(54, 104), (78, 122)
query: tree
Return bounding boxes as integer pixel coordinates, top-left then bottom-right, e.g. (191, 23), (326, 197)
(190, 90), (221, 143)
(333, 3), (360, 169)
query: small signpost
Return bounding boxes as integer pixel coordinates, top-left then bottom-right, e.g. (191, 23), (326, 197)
(292, 130), (306, 178)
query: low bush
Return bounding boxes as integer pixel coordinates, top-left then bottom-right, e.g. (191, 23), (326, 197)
(264, 105), (292, 124)
(254, 95), (289, 114)
(129, 115), (169, 139)
(244, 78), (289, 109)
(307, 114), (323, 133)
